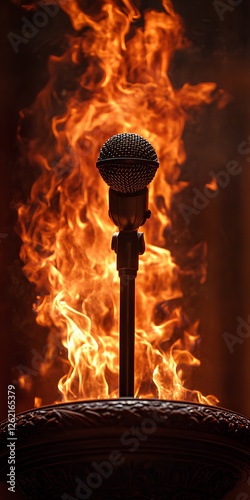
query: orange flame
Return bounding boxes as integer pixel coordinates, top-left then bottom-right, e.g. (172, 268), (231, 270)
(17, 0), (222, 405)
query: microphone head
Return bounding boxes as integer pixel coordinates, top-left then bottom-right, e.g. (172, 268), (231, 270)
(96, 133), (159, 194)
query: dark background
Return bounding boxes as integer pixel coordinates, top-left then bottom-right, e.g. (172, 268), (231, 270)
(0, 0), (250, 498)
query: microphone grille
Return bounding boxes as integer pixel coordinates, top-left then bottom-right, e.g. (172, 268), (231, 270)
(97, 133), (159, 193)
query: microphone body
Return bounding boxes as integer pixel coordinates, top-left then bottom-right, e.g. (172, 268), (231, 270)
(109, 187), (151, 231)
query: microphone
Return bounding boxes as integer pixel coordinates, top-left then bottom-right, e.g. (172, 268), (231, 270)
(96, 133), (159, 398)
(96, 133), (159, 230)
(96, 132), (159, 194)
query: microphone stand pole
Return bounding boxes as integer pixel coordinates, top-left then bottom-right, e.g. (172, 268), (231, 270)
(112, 231), (145, 398)
(109, 187), (149, 398)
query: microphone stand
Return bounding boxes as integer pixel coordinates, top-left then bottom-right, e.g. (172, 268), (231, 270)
(109, 188), (150, 398)
(112, 231), (145, 397)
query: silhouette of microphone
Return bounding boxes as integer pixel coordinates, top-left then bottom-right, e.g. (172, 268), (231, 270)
(96, 133), (159, 397)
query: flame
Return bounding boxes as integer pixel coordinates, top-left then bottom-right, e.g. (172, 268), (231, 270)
(18, 375), (33, 391)
(17, 0), (222, 406)
(34, 397), (43, 408)
(205, 176), (218, 192)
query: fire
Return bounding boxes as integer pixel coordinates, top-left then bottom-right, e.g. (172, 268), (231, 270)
(17, 0), (223, 405)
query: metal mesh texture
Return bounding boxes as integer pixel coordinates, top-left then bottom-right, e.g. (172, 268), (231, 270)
(97, 133), (159, 193)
